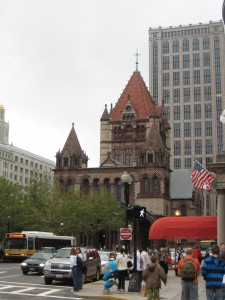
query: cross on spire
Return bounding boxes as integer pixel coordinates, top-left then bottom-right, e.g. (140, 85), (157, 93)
(134, 49), (141, 71)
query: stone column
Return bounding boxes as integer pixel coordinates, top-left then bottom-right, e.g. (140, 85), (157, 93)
(217, 191), (225, 245)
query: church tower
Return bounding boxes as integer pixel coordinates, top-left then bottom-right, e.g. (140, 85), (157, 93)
(0, 105), (9, 145)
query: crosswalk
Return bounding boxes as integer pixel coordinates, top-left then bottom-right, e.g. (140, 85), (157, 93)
(0, 283), (83, 299)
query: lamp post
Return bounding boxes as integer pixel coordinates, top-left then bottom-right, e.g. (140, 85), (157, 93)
(121, 171), (132, 253)
(7, 216), (10, 233)
(174, 210), (181, 275)
(60, 223), (64, 235)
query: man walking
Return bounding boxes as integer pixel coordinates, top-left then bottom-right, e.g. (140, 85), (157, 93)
(178, 247), (201, 299)
(201, 244), (225, 300)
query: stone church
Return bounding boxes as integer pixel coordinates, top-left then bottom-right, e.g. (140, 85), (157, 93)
(54, 70), (172, 249)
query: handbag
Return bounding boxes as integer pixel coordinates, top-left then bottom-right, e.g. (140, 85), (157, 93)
(140, 284), (147, 297)
(164, 256), (172, 264)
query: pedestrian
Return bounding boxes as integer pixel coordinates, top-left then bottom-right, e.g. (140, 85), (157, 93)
(142, 255), (167, 300)
(141, 246), (150, 270)
(220, 243), (225, 259)
(177, 246), (184, 263)
(75, 247), (84, 290)
(219, 251), (225, 300)
(70, 247), (80, 293)
(201, 244), (225, 300)
(178, 247), (201, 300)
(159, 247), (168, 275)
(193, 246), (203, 264)
(136, 248), (143, 280)
(116, 247), (128, 294)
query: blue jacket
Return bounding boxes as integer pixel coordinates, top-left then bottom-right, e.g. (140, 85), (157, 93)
(201, 256), (225, 289)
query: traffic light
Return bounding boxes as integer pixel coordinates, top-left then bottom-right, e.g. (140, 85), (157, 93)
(133, 206), (146, 220)
(126, 206), (146, 220)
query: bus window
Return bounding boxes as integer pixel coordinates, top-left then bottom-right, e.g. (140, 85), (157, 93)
(28, 238), (34, 250)
(5, 238), (27, 250)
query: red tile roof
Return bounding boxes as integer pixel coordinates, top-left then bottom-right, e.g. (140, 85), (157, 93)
(110, 71), (159, 121)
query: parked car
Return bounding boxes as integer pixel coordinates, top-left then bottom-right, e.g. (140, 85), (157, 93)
(98, 251), (117, 275)
(21, 251), (54, 275)
(43, 247), (101, 285)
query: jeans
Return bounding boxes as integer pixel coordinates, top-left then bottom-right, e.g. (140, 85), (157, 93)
(182, 281), (198, 300)
(72, 266), (79, 291)
(206, 288), (223, 300)
(147, 288), (160, 300)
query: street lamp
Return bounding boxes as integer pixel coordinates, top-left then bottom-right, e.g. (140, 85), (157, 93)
(60, 223), (64, 235)
(121, 171), (132, 253)
(174, 210), (181, 275)
(7, 216), (10, 233)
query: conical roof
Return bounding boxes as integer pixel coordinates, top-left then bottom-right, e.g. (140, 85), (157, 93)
(110, 71), (160, 121)
(144, 120), (166, 152)
(61, 123), (82, 155)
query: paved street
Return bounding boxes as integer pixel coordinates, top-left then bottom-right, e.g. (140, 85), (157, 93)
(0, 262), (207, 300)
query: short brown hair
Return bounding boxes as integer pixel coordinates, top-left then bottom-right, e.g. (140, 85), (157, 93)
(151, 256), (158, 263)
(211, 244), (220, 255)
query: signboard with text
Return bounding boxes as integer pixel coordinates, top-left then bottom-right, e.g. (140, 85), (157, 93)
(120, 227), (132, 240)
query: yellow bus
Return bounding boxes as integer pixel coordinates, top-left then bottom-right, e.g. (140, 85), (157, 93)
(4, 231), (76, 260)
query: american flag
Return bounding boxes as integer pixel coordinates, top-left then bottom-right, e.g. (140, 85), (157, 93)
(191, 160), (216, 191)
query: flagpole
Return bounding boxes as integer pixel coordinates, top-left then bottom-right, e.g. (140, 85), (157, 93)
(194, 158), (211, 174)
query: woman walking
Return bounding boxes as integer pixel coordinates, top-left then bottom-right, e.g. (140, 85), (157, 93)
(70, 247), (80, 292)
(116, 248), (128, 294)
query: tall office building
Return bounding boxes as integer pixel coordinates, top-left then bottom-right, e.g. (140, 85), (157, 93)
(148, 20), (225, 171)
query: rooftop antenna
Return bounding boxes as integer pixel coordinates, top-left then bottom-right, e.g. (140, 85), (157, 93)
(133, 49), (141, 71)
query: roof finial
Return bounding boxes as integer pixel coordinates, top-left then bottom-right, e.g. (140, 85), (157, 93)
(134, 49), (141, 71)
(72, 122), (74, 127)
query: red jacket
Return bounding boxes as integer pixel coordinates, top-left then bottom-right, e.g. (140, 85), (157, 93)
(192, 248), (202, 261)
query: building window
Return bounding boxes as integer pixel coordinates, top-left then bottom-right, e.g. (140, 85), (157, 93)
(195, 140), (202, 155)
(183, 54), (190, 68)
(143, 177), (150, 194)
(203, 36), (210, 50)
(163, 73), (170, 87)
(183, 88), (190, 102)
(173, 55), (179, 69)
(93, 178), (100, 192)
(173, 40), (179, 53)
(194, 121), (201, 136)
(193, 70), (200, 84)
(173, 88), (180, 103)
(15, 156), (18, 162)
(204, 69), (211, 84)
(184, 106), (191, 120)
(173, 72), (180, 86)
(163, 89), (170, 104)
(205, 121), (212, 136)
(174, 106), (180, 120)
(193, 53), (200, 67)
(203, 52), (210, 67)
(183, 39), (189, 52)
(184, 158), (192, 169)
(206, 139), (212, 154)
(163, 56), (169, 70)
(184, 122), (191, 137)
(194, 87), (201, 101)
(184, 140), (191, 154)
(204, 86), (211, 101)
(174, 123), (180, 138)
(183, 71), (190, 85)
(153, 176), (159, 194)
(194, 104), (201, 119)
(192, 37), (199, 51)
(174, 141), (181, 155)
(174, 158), (181, 169)
(164, 106), (170, 120)
(163, 40), (169, 54)
(205, 104), (212, 118)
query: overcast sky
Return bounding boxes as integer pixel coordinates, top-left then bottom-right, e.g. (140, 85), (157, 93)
(0, 0), (223, 167)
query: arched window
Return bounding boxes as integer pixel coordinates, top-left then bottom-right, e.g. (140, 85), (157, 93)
(181, 204), (187, 216)
(114, 178), (121, 202)
(183, 39), (189, 52)
(103, 178), (110, 193)
(93, 178), (100, 193)
(82, 178), (90, 195)
(173, 40), (179, 53)
(125, 125), (133, 140)
(163, 41), (169, 54)
(143, 176), (150, 194)
(153, 176), (159, 194)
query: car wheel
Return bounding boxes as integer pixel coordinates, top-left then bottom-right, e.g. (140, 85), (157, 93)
(22, 270), (28, 275)
(94, 268), (100, 281)
(44, 277), (53, 285)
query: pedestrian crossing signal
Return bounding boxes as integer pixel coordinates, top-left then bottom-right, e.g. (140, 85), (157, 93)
(133, 206), (146, 219)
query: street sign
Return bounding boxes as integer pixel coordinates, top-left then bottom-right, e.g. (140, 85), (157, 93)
(120, 227), (132, 240)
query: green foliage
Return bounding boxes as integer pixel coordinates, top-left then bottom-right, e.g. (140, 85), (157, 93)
(0, 177), (124, 240)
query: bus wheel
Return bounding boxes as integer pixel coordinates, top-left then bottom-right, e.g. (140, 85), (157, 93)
(44, 277), (53, 285)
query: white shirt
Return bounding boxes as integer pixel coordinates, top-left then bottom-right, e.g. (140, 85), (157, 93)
(116, 253), (128, 270)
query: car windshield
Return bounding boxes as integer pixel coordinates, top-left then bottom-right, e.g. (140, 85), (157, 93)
(31, 252), (53, 259)
(99, 252), (109, 261)
(54, 248), (71, 258)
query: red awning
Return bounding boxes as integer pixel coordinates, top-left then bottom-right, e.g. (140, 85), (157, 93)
(148, 216), (217, 240)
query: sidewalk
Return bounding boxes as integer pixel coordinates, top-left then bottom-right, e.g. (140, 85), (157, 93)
(77, 269), (206, 300)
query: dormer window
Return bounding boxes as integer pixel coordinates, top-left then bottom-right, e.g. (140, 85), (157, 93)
(126, 105), (132, 112)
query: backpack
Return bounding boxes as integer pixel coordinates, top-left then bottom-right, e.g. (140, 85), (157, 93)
(181, 258), (196, 281)
(77, 255), (84, 271)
